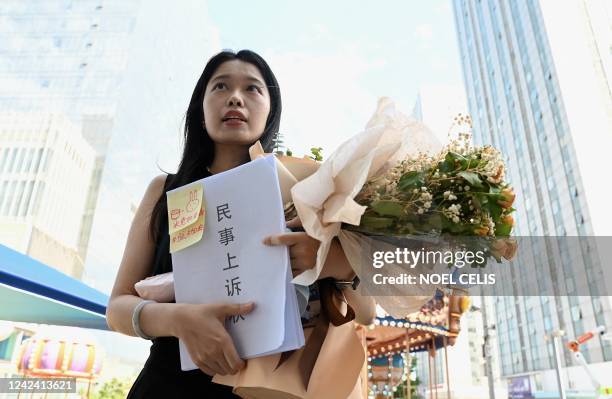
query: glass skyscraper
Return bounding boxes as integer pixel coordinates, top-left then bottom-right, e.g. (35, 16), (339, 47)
(453, 0), (612, 390)
(0, 0), (140, 119)
(0, 1), (140, 277)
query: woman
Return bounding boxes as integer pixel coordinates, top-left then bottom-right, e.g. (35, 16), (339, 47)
(106, 49), (372, 398)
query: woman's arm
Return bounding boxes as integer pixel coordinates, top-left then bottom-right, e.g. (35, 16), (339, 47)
(106, 174), (179, 337)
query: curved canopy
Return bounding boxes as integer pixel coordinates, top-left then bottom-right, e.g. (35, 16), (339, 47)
(0, 244), (109, 330)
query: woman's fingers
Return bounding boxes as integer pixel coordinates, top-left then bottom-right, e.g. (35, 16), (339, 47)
(262, 232), (304, 246)
(210, 359), (231, 376)
(224, 345), (245, 374)
(198, 363), (217, 377)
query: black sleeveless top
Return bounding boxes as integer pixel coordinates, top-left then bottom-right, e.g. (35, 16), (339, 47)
(127, 172), (239, 398)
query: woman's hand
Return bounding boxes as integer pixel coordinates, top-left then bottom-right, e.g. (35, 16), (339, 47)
(172, 302), (255, 376)
(263, 217), (320, 278)
(263, 217), (354, 280)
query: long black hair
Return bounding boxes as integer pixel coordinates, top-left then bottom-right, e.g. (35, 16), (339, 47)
(149, 49), (282, 246)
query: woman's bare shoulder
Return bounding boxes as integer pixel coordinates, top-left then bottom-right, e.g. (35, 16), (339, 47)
(149, 174), (168, 195)
(139, 174), (168, 209)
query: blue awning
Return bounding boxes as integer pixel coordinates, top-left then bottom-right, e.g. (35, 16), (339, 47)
(0, 244), (109, 330)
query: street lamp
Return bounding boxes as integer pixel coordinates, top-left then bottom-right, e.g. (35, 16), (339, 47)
(544, 329), (566, 399)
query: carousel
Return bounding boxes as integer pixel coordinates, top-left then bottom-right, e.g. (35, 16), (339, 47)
(15, 328), (103, 398)
(366, 290), (470, 398)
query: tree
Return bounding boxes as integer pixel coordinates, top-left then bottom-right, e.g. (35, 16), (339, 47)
(80, 377), (133, 399)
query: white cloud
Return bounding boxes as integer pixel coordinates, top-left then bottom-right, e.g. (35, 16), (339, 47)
(263, 49), (383, 158)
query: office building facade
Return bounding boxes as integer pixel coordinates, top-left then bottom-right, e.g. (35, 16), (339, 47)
(452, 0), (612, 392)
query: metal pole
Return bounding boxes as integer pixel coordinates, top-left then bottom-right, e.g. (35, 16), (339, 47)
(480, 293), (496, 399)
(444, 336), (451, 399)
(432, 338), (438, 399)
(428, 349), (433, 399)
(406, 330), (411, 399)
(550, 332), (567, 399)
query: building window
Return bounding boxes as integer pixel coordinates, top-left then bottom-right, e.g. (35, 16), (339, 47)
(0, 181), (8, 212)
(21, 181), (35, 217)
(11, 181), (25, 217)
(0, 148), (8, 172)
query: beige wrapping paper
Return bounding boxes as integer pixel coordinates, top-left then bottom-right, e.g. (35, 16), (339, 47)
(337, 230), (434, 317)
(289, 97), (442, 294)
(213, 322), (364, 399)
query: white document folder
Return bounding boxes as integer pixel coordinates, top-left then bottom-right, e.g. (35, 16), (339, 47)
(170, 156), (305, 371)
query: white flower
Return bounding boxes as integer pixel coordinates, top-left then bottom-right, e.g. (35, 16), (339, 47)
(443, 204), (462, 221)
(423, 201), (432, 209)
(420, 192), (433, 201)
(443, 191), (451, 199)
(448, 194), (458, 201)
(413, 189), (419, 194)
(421, 186), (427, 192)
(464, 185), (470, 191)
(417, 208), (424, 214)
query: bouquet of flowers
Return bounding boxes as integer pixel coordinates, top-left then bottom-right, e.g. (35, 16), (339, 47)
(346, 125), (517, 263)
(287, 98), (517, 317)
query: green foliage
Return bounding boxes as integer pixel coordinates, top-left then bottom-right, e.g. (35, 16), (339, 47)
(398, 171), (425, 192)
(371, 200), (404, 217)
(309, 147), (323, 161)
(360, 215), (395, 229)
(84, 377), (133, 399)
(457, 171), (483, 188)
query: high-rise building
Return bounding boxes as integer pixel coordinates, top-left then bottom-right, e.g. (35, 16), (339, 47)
(0, 112), (96, 278)
(453, 0), (612, 392)
(0, 1), (140, 277)
(0, 0), (140, 119)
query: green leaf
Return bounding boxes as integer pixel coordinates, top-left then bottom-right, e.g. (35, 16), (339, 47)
(360, 215), (394, 229)
(495, 222), (512, 237)
(488, 185), (501, 194)
(370, 200), (403, 217)
(485, 201), (503, 220)
(458, 171), (483, 187)
(399, 171), (425, 191)
(309, 147), (323, 161)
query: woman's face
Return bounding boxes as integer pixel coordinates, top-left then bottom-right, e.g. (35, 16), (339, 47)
(203, 59), (271, 147)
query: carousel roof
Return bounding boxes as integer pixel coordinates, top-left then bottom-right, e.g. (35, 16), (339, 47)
(366, 292), (467, 357)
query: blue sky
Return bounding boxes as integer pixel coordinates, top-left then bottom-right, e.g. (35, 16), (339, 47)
(206, 0), (465, 156)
